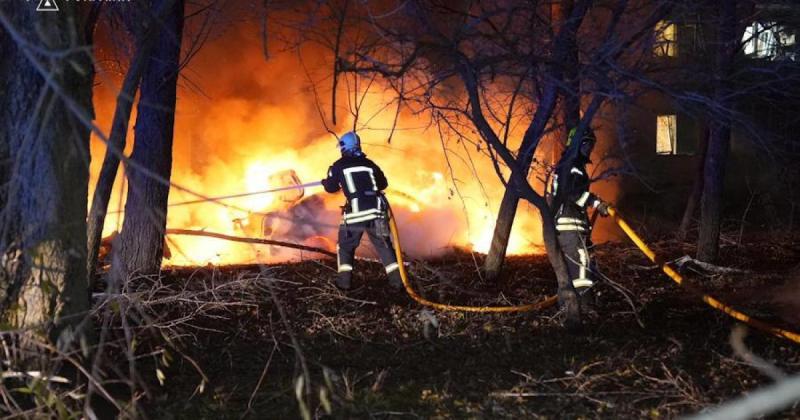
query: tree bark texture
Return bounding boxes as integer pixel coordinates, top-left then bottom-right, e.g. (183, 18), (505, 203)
(483, 190), (519, 280)
(113, 0), (185, 281)
(0, 2), (94, 338)
(678, 123), (710, 239)
(517, 183), (581, 328)
(483, 0), (583, 281)
(458, 62), (582, 327)
(86, 0), (177, 287)
(697, 0), (737, 262)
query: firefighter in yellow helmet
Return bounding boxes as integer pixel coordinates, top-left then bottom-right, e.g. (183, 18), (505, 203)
(551, 127), (610, 310)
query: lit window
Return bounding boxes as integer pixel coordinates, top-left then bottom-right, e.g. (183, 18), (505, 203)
(654, 21), (678, 57)
(656, 115), (677, 155)
(743, 22), (797, 60)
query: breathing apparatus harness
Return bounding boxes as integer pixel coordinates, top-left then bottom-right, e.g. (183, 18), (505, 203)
(338, 190), (392, 238)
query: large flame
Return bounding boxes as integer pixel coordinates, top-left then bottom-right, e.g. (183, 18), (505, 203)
(89, 24), (617, 266)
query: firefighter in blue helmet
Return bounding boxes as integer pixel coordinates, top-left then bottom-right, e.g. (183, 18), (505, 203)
(551, 127), (610, 308)
(321, 131), (403, 291)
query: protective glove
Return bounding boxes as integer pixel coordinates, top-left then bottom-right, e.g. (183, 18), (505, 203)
(596, 201), (610, 217)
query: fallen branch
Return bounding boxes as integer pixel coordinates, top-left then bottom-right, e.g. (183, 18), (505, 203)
(673, 255), (751, 275)
(628, 264), (659, 271)
(165, 229), (336, 258)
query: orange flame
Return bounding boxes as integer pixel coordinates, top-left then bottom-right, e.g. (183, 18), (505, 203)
(89, 24), (617, 266)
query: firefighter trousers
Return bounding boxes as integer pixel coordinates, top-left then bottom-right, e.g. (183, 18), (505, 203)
(556, 230), (595, 291)
(336, 218), (402, 288)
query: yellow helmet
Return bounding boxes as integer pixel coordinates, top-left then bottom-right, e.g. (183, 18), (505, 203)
(566, 127), (596, 161)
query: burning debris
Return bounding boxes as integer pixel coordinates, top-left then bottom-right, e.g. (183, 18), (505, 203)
(87, 26), (559, 266)
(6, 1), (800, 419)
(225, 168), (341, 257)
(258, 194), (339, 255)
(267, 169), (305, 204)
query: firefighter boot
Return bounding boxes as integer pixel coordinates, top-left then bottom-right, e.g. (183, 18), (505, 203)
(576, 286), (597, 316)
(558, 287), (582, 331)
(388, 270), (403, 290)
(336, 271), (352, 291)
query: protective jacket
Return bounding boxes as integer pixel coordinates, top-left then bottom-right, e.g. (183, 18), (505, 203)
(322, 153), (389, 224)
(551, 159), (601, 233)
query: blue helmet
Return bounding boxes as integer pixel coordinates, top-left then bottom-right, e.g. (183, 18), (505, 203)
(338, 131), (362, 155)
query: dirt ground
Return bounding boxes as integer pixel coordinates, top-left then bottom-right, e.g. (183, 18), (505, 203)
(115, 234), (800, 419)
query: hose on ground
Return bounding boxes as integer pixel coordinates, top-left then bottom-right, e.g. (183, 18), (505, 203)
(387, 205), (559, 313)
(608, 206), (800, 344)
(159, 178), (800, 343)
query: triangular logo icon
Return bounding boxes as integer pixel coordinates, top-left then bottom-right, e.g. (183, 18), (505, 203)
(37, 0), (59, 12)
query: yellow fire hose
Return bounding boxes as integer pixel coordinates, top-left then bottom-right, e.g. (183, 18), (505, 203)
(607, 206), (800, 344)
(387, 202), (800, 343)
(387, 208), (559, 313)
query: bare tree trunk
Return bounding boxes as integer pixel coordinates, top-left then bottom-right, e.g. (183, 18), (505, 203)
(86, 1), (176, 287)
(678, 123), (710, 239)
(459, 62), (583, 327)
(697, 0), (737, 262)
(0, 2), (93, 340)
(483, 0), (580, 281)
(482, 82), (560, 280)
(112, 0), (184, 282)
(698, 124), (731, 261)
(483, 188), (522, 280)
(516, 184), (581, 329)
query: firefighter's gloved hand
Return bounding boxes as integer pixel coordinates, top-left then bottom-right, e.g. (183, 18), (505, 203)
(596, 201), (610, 217)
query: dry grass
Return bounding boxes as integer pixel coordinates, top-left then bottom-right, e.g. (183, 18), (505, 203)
(2, 234), (800, 418)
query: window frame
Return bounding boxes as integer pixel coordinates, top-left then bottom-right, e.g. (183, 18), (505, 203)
(743, 21), (797, 60)
(654, 20), (679, 57)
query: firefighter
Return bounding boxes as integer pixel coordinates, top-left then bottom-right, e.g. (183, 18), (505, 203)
(551, 127), (610, 307)
(321, 131), (403, 291)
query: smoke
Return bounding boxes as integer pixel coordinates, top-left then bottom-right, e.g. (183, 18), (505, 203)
(89, 21), (620, 266)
